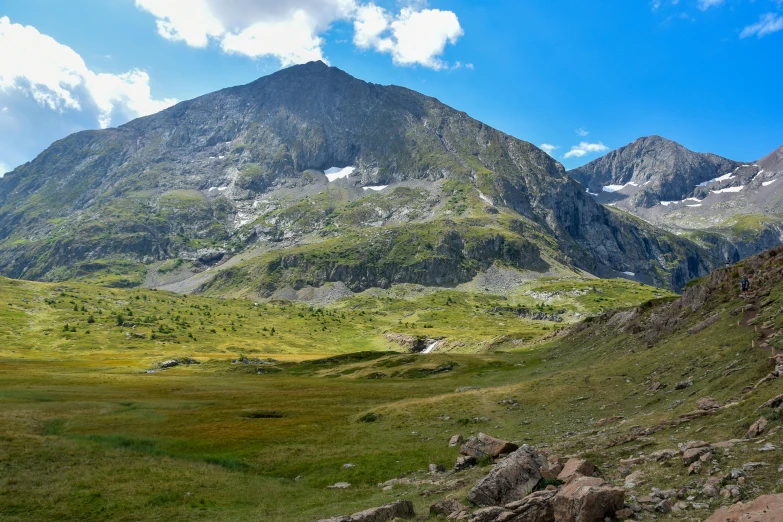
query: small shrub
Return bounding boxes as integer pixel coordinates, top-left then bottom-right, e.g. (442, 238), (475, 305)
(358, 412), (380, 423)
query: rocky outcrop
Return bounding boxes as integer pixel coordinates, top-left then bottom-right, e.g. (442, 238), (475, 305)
(317, 500), (414, 522)
(704, 493), (783, 522)
(466, 445), (546, 506)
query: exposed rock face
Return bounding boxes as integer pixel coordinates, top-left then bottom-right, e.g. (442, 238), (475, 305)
(460, 433), (519, 459)
(551, 476), (625, 522)
(0, 62), (714, 292)
(466, 445), (546, 506)
(317, 500), (414, 522)
(704, 493), (783, 522)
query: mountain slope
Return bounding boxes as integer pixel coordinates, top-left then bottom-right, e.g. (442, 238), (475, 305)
(569, 138), (783, 262)
(0, 62), (716, 292)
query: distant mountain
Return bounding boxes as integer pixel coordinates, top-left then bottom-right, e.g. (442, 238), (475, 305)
(0, 62), (716, 293)
(569, 138), (783, 262)
(569, 136), (741, 207)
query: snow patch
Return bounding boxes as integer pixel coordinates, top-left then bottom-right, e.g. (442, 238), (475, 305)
(586, 189), (599, 196)
(208, 186), (229, 192)
(602, 182), (639, 193)
(325, 166), (355, 182)
(686, 204), (703, 207)
(698, 173), (734, 187)
(762, 180), (777, 187)
(478, 191), (494, 205)
(712, 186), (744, 194)
(362, 185), (388, 192)
(622, 271), (635, 277)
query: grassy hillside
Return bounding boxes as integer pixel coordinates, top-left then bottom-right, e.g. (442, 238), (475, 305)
(0, 246), (781, 520)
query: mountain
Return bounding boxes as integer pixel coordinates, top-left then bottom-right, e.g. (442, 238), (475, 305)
(0, 62), (717, 293)
(569, 138), (783, 262)
(569, 136), (741, 207)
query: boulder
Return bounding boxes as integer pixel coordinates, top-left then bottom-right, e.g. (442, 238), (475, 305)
(430, 498), (466, 517)
(461, 433), (519, 459)
(551, 476), (625, 522)
(704, 493), (783, 522)
(449, 434), (464, 447)
(467, 445), (546, 506)
(746, 417), (769, 439)
(317, 500), (415, 522)
(696, 397), (721, 410)
(556, 458), (595, 483)
(327, 482), (351, 489)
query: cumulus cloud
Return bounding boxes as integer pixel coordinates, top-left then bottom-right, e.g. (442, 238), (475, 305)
(0, 160), (9, 177)
(697, 0), (724, 10)
(539, 144), (559, 156)
(740, 13), (783, 38)
(353, 5), (464, 69)
(134, 0), (464, 69)
(564, 142), (609, 159)
(0, 16), (176, 129)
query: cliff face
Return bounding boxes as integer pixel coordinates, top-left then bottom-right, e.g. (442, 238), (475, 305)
(0, 62), (715, 292)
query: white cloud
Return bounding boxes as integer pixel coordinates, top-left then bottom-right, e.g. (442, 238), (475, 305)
(697, 0), (724, 10)
(539, 144), (559, 156)
(740, 13), (783, 38)
(353, 5), (464, 69)
(0, 16), (175, 129)
(564, 142), (609, 159)
(575, 128), (589, 136)
(135, 1), (464, 69)
(0, 160), (9, 177)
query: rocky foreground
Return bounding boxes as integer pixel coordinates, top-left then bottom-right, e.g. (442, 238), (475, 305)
(318, 245), (783, 522)
(320, 426), (783, 521)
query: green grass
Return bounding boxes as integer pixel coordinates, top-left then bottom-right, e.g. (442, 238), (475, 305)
(0, 264), (781, 520)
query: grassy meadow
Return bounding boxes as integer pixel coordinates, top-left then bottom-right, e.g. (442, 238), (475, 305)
(0, 272), (781, 521)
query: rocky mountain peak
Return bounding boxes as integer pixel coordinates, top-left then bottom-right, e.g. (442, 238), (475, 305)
(758, 143), (783, 172)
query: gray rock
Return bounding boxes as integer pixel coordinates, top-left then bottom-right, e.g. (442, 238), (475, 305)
(467, 445), (546, 506)
(317, 500), (414, 522)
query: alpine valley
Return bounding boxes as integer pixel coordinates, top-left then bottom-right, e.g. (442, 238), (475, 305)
(2, 62), (783, 522)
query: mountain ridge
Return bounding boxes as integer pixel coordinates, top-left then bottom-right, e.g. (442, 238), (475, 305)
(0, 62), (717, 292)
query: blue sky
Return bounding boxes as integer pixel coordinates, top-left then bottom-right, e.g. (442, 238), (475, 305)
(1, 0), (782, 177)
